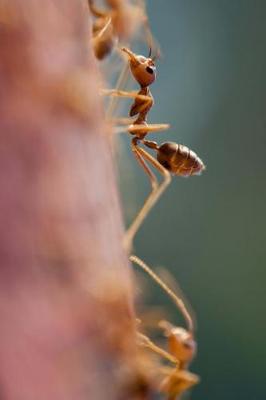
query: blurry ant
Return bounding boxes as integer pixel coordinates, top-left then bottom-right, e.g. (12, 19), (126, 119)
(88, 0), (154, 60)
(130, 255), (199, 400)
(103, 47), (205, 249)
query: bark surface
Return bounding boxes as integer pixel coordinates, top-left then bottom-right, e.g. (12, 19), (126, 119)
(0, 1), (136, 399)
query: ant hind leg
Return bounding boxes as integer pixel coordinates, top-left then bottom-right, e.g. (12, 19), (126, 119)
(123, 144), (171, 251)
(130, 255), (194, 333)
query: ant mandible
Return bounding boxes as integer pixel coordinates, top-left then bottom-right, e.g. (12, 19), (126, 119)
(103, 47), (205, 250)
(130, 255), (199, 400)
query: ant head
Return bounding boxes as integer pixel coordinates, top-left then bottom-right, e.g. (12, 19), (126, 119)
(122, 47), (156, 87)
(160, 321), (196, 366)
(168, 327), (196, 366)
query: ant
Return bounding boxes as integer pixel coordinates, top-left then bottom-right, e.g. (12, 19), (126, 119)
(103, 47), (205, 250)
(88, 0), (155, 60)
(130, 255), (199, 400)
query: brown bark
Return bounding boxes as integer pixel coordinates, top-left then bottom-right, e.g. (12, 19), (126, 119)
(0, 1), (138, 399)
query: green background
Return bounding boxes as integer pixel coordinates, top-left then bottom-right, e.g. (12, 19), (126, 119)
(117, 1), (266, 399)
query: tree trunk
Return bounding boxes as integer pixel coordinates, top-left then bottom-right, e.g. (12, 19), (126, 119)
(0, 1), (138, 399)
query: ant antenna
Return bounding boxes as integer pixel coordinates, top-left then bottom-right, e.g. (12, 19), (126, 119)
(151, 46), (160, 62)
(148, 46), (152, 58)
(130, 255), (194, 333)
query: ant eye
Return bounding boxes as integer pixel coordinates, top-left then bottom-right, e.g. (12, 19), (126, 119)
(146, 66), (154, 74)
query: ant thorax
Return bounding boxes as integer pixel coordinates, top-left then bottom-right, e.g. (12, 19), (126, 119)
(130, 87), (154, 127)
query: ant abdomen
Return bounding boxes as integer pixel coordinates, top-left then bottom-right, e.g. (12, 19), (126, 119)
(156, 142), (205, 177)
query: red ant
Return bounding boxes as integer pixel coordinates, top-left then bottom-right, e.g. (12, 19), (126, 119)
(103, 47), (205, 249)
(131, 255), (199, 400)
(88, 0), (155, 60)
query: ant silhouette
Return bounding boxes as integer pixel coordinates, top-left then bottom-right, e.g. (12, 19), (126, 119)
(103, 47), (205, 250)
(130, 255), (199, 400)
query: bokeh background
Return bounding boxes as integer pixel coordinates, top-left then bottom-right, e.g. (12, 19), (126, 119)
(116, 1), (266, 399)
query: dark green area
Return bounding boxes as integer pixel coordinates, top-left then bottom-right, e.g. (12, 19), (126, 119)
(118, 1), (266, 399)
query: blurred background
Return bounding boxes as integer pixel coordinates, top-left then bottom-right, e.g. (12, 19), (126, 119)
(116, 1), (266, 399)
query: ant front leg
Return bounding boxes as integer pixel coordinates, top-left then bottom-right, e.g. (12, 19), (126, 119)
(114, 123), (170, 135)
(101, 89), (152, 104)
(106, 61), (130, 119)
(123, 140), (171, 251)
(137, 332), (178, 365)
(159, 367), (200, 400)
(102, 89), (158, 129)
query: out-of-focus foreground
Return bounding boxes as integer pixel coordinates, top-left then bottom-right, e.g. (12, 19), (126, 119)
(0, 1), (137, 400)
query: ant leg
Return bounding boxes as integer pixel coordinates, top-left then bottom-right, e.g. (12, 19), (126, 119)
(123, 144), (171, 250)
(137, 332), (178, 365)
(159, 368), (199, 396)
(88, 0), (107, 18)
(136, 0), (161, 56)
(114, 122), (170, 136)
(130, 255), (194, 333)
(100, 89), (153, 114)
(101, 89), (152, 104)
(114, 123), (169, 134)
(102, 88), (154, 123)
(128, 123), (170, 133)
(123, 142), (159, 249)
(93, 17), (112, 39)
(106, 61), (130, 119)
(108, 117), (134, 125)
